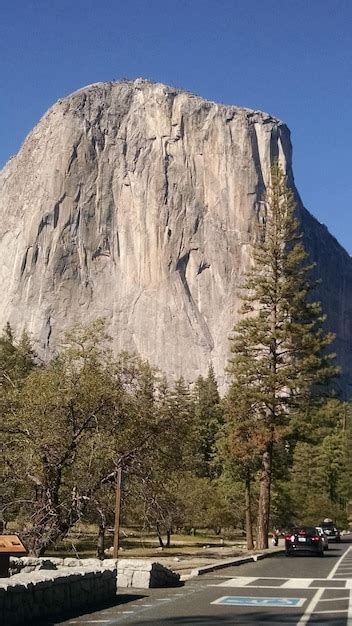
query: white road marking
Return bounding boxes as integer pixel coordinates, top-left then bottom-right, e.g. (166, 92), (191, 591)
(296, 588), (324, 626)
(216, 576), (349, 589)
(319, 596), (349, 601)
(314, 609), (348, 614)
(336, 570), (352, 573)
(281, 578), (313, 589)
(217, 576), (257, 587)
(328, 545), (352, 579)
(348, 590), (352, 625)
(172, 593), (186, 596)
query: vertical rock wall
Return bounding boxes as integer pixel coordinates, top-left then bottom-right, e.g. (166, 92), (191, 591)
(0, 80), (351, 389)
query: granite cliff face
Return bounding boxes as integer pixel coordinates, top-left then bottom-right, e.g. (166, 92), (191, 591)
(0, 79), (351, 388)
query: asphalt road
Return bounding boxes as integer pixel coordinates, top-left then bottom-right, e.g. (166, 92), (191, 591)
(47, 536), (352, 626)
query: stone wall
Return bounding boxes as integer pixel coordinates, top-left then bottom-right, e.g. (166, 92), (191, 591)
(0, 565), (117, 625)
(9, 556), (114, 575)
(1, 556), (180, 624)
(117, 558), (181, 588)
(9, 555), (180, 588)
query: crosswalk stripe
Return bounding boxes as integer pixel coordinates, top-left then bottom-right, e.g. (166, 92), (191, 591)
(314, 609), (348, 614)
(218, 576), (257, 587)
(319, 596), (349, 602)
(281, 579), (313, 588)
(216, 576), (351, 589)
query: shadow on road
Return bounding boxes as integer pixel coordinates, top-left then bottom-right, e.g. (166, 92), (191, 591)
(284, 552), (341, 558)
(33, 593), (146, 625)
(125, 612), (345, 625)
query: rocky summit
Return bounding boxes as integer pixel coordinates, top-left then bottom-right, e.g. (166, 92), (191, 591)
(0, 79), (351, 389)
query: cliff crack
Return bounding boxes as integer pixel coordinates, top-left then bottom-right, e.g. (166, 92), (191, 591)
(163, 145), (173, 205)
(176, 252), (214, 351)
(20, 246), (32, 278)
(197, 260), (210, 275)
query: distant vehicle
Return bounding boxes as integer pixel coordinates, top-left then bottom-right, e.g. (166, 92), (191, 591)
(285, 527), (324, 557)
(315, 527), (329, 550)
(319, 519), (341, 542)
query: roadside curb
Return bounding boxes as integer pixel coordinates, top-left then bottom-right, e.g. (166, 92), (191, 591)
(188, 548), (286, 578)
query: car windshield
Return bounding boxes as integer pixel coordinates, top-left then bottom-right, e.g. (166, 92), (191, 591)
(321, 522), (335, 529)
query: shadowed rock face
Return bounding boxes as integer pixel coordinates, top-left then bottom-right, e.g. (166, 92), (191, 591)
(0, 79), (351, 390)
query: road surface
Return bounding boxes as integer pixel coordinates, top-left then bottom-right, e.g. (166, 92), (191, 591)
(48, 536), (352, 625)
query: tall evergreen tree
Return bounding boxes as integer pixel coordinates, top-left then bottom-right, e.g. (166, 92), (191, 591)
(193, 364), (223, 478)
(226, 161), (338, 549)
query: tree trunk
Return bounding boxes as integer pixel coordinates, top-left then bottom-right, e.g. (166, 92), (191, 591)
(156, 523), (164, 547)
(245, 471), (254, 550)
(256, 446), (272, 549)
(96, 524), (105, 559)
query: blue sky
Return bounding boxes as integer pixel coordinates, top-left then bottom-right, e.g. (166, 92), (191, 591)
(1, 0), (351, 252)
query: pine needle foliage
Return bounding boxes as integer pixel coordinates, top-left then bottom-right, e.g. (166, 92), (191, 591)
(226, 161), (338, 548)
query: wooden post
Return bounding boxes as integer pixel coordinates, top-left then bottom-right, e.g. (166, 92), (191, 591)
(113, 467), (122, 558)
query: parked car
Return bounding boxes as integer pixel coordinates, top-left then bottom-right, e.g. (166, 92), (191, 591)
(285, 526), (324, 556)
(319, 519), (341, 542)
(315, 526), (329, 550)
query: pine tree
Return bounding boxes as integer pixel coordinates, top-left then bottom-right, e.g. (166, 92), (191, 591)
(226, 161), (338, 549)
(193, 364), (223, 478)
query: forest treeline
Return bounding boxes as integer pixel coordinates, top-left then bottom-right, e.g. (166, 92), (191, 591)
(1, 163), (351, 555)
(0, 319), (349, 556)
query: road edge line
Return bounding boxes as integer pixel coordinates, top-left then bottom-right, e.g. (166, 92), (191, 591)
(296, 587), (324, 626)
(327, 545), (352, 579)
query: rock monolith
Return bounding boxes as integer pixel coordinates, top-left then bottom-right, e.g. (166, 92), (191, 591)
(0, 80), (351, 389)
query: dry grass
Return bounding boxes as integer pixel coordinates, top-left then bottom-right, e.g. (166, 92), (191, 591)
(45, 527), (246, 559)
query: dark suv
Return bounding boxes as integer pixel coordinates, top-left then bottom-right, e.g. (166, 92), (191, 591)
(285, 526), (324, 556)
(319, 519), (341, 542)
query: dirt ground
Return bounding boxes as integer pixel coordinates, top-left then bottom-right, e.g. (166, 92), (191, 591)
(115, 543), (282, 576)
